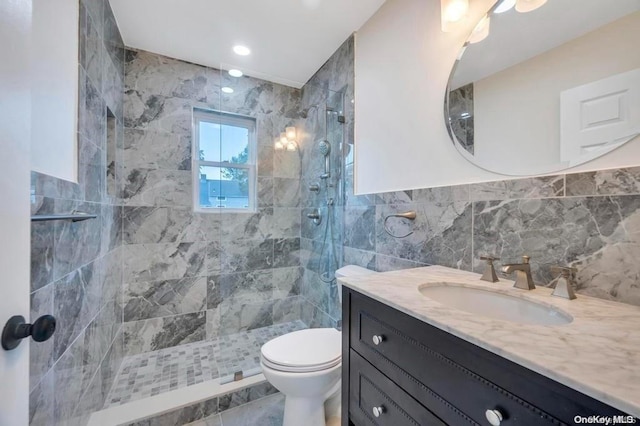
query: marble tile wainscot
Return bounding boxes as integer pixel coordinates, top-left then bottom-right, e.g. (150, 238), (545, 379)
(343, 168), (640, 307)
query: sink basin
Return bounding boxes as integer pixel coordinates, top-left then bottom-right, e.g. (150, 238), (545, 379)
(419, 284), (573, 326)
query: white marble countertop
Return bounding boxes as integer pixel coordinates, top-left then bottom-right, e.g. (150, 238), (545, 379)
(338, 266), (640, 417)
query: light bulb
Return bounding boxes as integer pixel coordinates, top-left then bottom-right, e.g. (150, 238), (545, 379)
(280, 132), (288, 145)
(515, 0), (547, 13)
(286, 141), (297, 151)
(494, 0), (516, 13)
(274, 137), (284, 151)
(441, 0), (469, 32)
(285, 126), (296, 141)
(469, 15), (490, 44)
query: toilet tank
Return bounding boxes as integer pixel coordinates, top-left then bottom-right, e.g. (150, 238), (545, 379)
(335, 265), (376, 303)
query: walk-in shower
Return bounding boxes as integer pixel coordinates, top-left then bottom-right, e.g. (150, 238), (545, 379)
(88, 86), (348, 425)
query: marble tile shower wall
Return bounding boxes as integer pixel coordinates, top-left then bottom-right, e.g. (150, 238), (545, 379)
(122, 49), (306, 356)
(29, 0), (125, 425)
(299, 37), (355, 328)
(343, 170), (640, 306)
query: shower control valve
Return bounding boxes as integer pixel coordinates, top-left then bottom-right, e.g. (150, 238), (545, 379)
(306, 209), (322, 226)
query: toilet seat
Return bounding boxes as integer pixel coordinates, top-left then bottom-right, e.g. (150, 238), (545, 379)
(261, 328), (341, 373)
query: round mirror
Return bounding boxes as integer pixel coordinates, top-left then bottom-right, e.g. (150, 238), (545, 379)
(445, 0), (640, 176)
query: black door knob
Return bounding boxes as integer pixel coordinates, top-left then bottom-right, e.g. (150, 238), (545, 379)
(1, 314), (56, 351)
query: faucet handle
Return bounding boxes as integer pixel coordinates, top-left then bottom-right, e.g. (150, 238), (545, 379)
(522, 255), (531, 264)
(550, 265), (577, 276)
(480, 255), (500, 262)
(480, 255), (500, 283)
(550, 265), (578, 300)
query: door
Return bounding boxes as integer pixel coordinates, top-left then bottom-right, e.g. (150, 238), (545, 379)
(0, 0), (33, 424)
(560, 68), (640, 163)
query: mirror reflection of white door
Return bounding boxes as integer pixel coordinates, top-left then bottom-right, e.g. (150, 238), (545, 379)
(561, 68), (640, 164)
(0, 0), (33, 424)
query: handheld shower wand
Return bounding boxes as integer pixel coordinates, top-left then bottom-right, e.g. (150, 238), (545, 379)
(318, 140), (331, 179)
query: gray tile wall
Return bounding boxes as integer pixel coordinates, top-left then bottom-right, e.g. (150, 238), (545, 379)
(29, 0), (125, 425)
(121, 49), (305, 355)
(344, 170), (640, 306)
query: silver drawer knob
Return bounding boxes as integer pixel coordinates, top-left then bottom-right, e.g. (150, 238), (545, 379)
(372, 405), (385, 417)
(485, 409), (503, 426)
(372, 335), (384, 345)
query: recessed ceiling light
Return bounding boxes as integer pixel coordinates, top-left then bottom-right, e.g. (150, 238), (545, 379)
(233, 45), (251, 56)
(221, 87), (234, 94)
(228, 69), (243, 78)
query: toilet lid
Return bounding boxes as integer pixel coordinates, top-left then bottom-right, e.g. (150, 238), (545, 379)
(261, 328), (341, 370)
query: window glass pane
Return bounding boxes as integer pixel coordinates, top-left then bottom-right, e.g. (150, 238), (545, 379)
(198, 120), (250, 164)
(197, 166), (250, 209)
(199, 121), (221, 162)
(220, 125), (249, 164)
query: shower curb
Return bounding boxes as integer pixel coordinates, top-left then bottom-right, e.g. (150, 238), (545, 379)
(88, 374), (274, 426)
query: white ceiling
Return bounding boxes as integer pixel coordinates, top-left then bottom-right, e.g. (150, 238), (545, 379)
(451, 0), (640, 89)
(109, 0), (386, 88)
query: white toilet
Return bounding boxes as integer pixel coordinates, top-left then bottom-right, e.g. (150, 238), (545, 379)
(260, 265), (376, 426)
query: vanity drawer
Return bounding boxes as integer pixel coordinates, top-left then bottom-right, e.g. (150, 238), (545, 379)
(350, 292), (564, 425)
(350, 349), (447, 426)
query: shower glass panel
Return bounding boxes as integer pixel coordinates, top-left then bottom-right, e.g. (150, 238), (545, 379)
(299, 83), (346, 329)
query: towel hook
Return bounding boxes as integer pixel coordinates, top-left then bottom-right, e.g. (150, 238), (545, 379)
(383, 211), (417, 239)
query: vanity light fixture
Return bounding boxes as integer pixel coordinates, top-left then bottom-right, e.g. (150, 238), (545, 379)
(468, 15), (490, 44)
(494, 0), (516, 13)
(221, 87), (234, 94)
(233, 45), (251, 56)
(441, 0), (469, 32)
(228, 69), (243, 77)
(515, 0), (547, 13)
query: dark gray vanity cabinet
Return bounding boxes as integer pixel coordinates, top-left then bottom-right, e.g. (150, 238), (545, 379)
(342, 288), (632, 426)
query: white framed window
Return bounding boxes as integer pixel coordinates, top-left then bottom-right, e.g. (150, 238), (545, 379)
(192, 108), (257, 213)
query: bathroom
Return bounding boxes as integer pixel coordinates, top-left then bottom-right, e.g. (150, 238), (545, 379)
(0, 0), (639, 425)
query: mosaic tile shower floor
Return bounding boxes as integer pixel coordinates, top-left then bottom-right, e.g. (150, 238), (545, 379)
(105, 320), (308, 408)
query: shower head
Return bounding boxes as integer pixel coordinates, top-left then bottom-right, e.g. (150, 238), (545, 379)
(318, 140), (331, 157)
(318, 140), (331, 180)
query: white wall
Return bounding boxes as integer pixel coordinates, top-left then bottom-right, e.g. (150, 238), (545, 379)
(474, 12), (640, 175)
(354, 0), (640, 194)
(31, 0), (79, 182)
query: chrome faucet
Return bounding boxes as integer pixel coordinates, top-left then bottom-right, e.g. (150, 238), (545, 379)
(550, 266), (577, 300)
(501, 255), (535, 290)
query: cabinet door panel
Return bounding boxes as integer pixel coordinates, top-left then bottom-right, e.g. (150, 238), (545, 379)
(350, 350), (447, 426)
